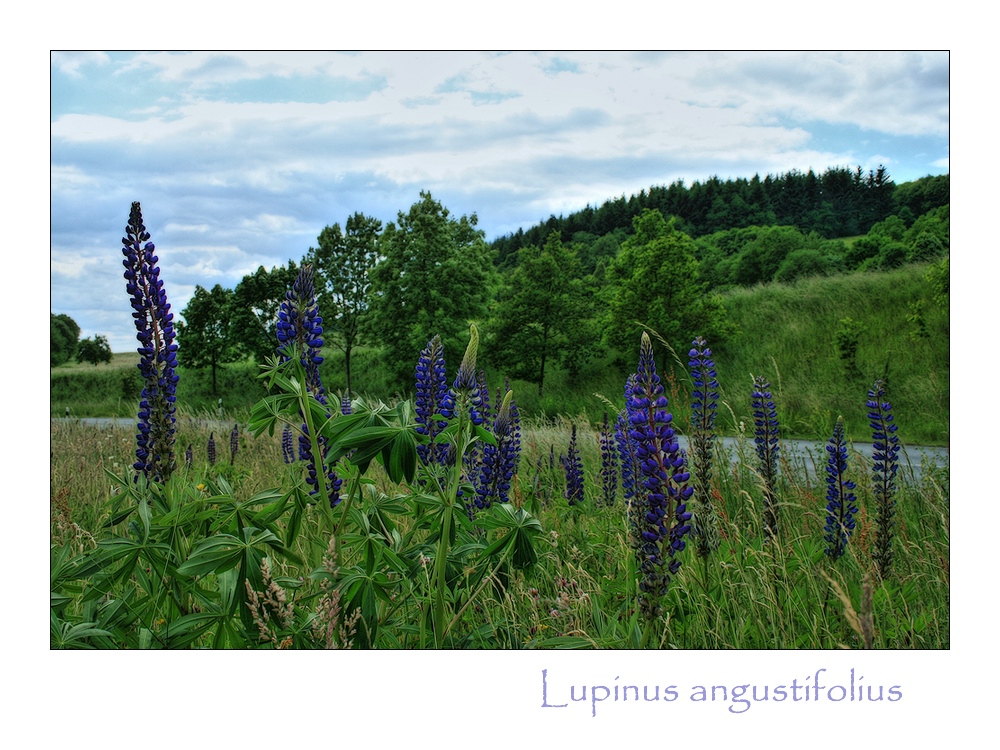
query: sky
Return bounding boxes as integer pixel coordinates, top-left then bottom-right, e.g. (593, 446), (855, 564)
(50, 50), (950, 353)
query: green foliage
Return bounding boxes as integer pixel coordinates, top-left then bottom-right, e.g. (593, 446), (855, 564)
(907, 231), (945, 263)
(485, 231), (593, 396)
(603, 208), (728, 361)
(230, 261), (299, 364)
(367, 191), (495, 386)
(926, 256), (949, 308)
(306, 213), (381, 395)
(51, 313), (80, 367)
(773, 248), (844, 284)
(176, 284), (239, 394)
(76, 334), (112, 366)
(835, 317), (867, 382)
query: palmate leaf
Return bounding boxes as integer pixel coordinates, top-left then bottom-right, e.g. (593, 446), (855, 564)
(176, 527), (285, 579)
(475, 503), (543, 570)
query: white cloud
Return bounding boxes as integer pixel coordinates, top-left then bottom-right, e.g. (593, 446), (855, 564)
(52, 51), (110, 78)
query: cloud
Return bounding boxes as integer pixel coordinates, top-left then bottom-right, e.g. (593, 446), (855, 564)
(51, 51), (110, 78)
(50, 51), (949, 353)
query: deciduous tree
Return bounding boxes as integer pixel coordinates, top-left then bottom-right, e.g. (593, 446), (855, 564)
(230, 261), (299, 364)
(485, 232), (591, 397)
(368, 192), (494, 385)
(76, 334), (112, 366)
(176, 284), (238, 394)
(306, 213), (381, 395)
(604, 209), (727, 362)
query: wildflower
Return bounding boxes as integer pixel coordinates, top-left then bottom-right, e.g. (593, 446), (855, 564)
(185, 444), (193, 469)
(561, 424), (585, 506)
(207, 432), (216, 466)
(449, 324), (484, 427)
(688, 337), (721, 555)
(229, 423), (239, 464)
(474, 388), (520, 509)
(279, 265), (341, 507)
(340, 393), (352, 416)
(627, 333), (692, 619)
(281, 424), (295, 464)
(121, 202), (178, 482)
(615, 375), (644, 550)
(867, 380), (900, 578)
(823, 416), (859, 560)
(414, 334), (454, 468)
(598, 411), (618, 507)
(751, 374), (780, 539)
(277, 264), (327, 405)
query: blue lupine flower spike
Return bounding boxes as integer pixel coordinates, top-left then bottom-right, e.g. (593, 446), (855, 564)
(278, 264), (341, 507)
(121, 202), (178, 482)
(627, 333), (693, 620)
(599, 411), (618, 507)
(823, 416), (859, 560)
(415, 334), (454, 469)
(688, 337), (721, 555)
(751, 374), (780, 539)
(867, 379), (900, 578)
(562, 423), (585, 507)
(475, 389), (520, 510)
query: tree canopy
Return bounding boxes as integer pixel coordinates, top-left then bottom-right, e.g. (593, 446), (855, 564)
(484, 231), (592, 397)
(51, 313), (80, 367)
(230, 261), (299, 364)
(603, 209), (728, 361)
(76, 334), (112, 366)
(306, 212), (381, 395)
(176, 284), (238, 394)
(367, 191), (495, 386)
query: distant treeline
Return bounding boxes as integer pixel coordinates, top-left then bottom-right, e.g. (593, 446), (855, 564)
(491, 167), (949, 268)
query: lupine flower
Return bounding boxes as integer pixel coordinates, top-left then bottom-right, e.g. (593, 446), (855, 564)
(414, 334), (454, 468)
(279, 265), (341, 507)
(340, 393), (352, 416)
(277, 264), (327, 405)
(185, 444), (193, 469)
(824, 416), (859, 560)
(751, 374), (780, 539)
(464, 371), (493, 489)
(867, 380), (900, 578)
(281, 424), (295, 464)
(561, 424), (585, 506)
(598, 411), (618, 507)
(688, 337), (721, 555)
(208, 432), (216, 466)
(229, 423), (239, 464)
(627, 333), (693, 620)
(474, 389), (520, 510)
(616, 375), (644, 551)
(121, 202), (178, 482)
(450, 325), (484, 427)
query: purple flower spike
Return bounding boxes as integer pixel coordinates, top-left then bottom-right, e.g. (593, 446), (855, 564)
(121, 202), (178, 482)
(626, 333), (692, 620)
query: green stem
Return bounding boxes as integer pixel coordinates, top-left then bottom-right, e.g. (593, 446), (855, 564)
(444, 543), (513, 639)
(432, 431), (468, 648)
(331, 469), (363, 560)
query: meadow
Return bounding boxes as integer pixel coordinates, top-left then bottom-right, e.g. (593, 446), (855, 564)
(50, 347), (949, 649)
(50, 206), (948, 649)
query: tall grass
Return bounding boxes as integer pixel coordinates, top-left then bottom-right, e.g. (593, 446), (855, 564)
(51, 412), (949, 649)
